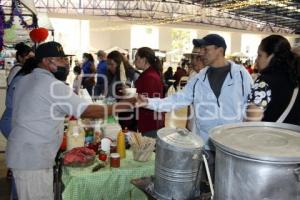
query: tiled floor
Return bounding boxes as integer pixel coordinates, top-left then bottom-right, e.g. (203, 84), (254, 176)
(0, 107), (188, 199)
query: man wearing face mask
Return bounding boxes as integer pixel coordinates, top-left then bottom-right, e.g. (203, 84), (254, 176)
(6, 41), (134, 200)
(53, 57), (70, 82)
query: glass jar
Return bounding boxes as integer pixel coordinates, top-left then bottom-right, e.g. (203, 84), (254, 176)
(110, 142), (117, 153)
(110, 153), (120, 168)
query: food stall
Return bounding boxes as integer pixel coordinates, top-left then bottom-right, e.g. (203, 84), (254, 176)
(59, 112), (157, 200)
(58, 115), (212, 200)
(62, 150), (154, 200)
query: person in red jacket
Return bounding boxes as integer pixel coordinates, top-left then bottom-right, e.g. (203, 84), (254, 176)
(134, 47), (165, 138)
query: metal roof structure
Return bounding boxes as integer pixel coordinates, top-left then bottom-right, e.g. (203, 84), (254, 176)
(1, 0), (299, 34)
(201, 0), (300, 34)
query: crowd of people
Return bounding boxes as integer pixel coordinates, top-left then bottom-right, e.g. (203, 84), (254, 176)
(0, 33), (299, 199)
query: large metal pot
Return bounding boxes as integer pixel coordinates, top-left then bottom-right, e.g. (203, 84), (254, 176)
(210, 122), (300, 200)
(154, 128), (204, 200)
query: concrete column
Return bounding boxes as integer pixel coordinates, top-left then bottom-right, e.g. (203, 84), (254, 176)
(231, 32), (242, 53)
(159, 27), (173, 52)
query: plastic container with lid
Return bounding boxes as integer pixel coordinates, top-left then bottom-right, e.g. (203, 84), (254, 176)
(101, 138), (112, 153)
(110, 142), (117, 153)
(66, 118), (85, 150)
(110, 153), (120, 168)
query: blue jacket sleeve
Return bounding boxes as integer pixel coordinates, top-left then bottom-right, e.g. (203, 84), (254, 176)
(0, 77), (20, 139)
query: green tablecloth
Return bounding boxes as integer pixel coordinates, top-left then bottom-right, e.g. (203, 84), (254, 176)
(62, 150), (155, 200)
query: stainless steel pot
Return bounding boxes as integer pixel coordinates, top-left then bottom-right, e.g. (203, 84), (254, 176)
(154, 128), (204, 200)
(210, 122), (300, 200)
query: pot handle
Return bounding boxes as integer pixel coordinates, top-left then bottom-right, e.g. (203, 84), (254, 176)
(294, 166), (300, 182)
(177, 128), (190, 136)
(202, 154), (214, 200)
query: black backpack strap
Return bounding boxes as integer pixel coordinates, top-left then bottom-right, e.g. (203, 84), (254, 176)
(192, 78), (199, 104)
(239, 71), (245, 96)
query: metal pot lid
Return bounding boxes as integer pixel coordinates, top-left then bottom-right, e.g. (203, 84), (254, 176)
(157, 128), (204, 149)
(210, 122), (300, 162)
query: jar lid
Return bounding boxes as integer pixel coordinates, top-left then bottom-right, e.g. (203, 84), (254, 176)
(110, 153), (120, 158)
(157, 128), (204, 149)
(110, 142), (117, 147)
(210, 122), (300, 163)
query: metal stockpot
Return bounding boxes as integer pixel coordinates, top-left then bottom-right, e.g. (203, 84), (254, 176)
(210, 122), (300, 200)
(154, 128), (204, 200)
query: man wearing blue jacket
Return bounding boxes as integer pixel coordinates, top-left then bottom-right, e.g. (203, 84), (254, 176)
(94, 50), (107, 97)
(137, 34), (253, 178)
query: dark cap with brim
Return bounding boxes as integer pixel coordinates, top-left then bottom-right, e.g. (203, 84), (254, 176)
(193, 39), (206, 47)
(35, 41), (67, 60)
(194, 34), (227, 50)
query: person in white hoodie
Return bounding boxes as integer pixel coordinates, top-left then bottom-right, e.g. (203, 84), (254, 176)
(136, 34), (253, 179)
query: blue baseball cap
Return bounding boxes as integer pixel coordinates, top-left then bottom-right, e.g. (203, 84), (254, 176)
(193, 34), (227, 51)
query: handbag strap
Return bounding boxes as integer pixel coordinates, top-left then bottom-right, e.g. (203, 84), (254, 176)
(277, 87), (299, 123)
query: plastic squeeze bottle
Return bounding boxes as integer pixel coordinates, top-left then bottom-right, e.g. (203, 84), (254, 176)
(117, 129), (126, 159)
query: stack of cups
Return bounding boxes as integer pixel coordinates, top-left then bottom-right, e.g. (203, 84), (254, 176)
(124, 88), (137, 98)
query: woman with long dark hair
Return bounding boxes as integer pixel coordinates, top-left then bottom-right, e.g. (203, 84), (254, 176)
(163, 67), (173, 94)
(246, 35), (300, 125)
(107, 50), (140, 131)
(0, 57), (40, 138)
(0, 55), (37, 200)
(7, 42), (34, 85)
(106, 50), (139, 97)
(1, 43), (35, 138)
(1, 43), (34, 200)
(134, 47), (165, 138)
